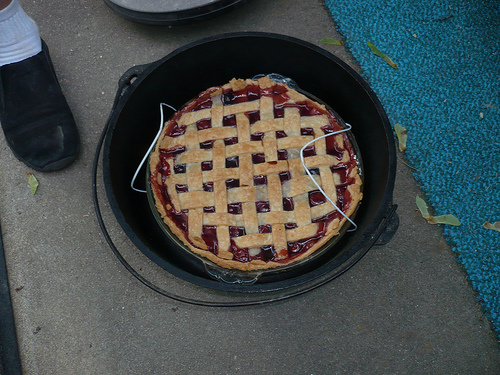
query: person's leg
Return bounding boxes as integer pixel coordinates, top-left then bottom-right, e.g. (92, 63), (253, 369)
(0, 0), (79, 171)
(0, 0), (41, 66)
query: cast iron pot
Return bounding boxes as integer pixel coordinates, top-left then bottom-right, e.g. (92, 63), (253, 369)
(102, 32), (398, 293)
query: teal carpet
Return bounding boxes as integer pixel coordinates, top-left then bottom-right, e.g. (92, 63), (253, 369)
(324, 0), (500, 335)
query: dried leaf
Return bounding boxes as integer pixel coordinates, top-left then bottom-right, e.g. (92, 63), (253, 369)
(483, 221), (500, 233)
(416, 196), (430, 217)
(437, 14), (454, 22)
(433, 215), (461, 226)
(320, 37), (344, 46)
(367, 41), (397, 69)
(394, 124), (407, 152)
(26, 172), (39, 195)
(416, 196), (461, 226)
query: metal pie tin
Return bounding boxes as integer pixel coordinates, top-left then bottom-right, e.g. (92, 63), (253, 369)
(145, 76), (364, 284)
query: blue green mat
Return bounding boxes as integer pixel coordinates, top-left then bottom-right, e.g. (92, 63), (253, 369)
(324, 0), (500, 335)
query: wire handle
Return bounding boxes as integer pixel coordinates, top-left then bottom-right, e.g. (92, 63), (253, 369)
(300, 123), (358, 232)
(130, 103), (176, 193)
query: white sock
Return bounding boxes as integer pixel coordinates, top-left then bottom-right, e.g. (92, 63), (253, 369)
(0, 0), (42, 66)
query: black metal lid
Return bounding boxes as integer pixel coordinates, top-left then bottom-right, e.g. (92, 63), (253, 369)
(104, 0), (251, 25)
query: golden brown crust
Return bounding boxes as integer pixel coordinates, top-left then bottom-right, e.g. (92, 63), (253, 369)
(149, 76), (362, 271)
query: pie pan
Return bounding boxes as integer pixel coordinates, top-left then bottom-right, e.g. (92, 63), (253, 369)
(102, 32), (398, 292)
(144, 76), (364, 284)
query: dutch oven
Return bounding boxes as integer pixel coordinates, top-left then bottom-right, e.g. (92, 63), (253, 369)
(100, 32), (398, 294)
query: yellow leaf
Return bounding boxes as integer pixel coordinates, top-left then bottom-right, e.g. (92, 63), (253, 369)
(433, 215), (461, 226)
(26, 172), (39, 195)
(367, 42), (397, 69)
(320, 37), (344, 46)
(416, 196), (431, 219)
(483, 221), (500, 233)
(394, 124), (407, 152)
(416, 196), (460, 226)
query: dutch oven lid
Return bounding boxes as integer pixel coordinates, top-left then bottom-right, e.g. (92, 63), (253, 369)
(103, 0), (251, 25)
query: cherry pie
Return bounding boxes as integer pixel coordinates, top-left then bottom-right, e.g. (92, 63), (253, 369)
(149, 76), (362, 271)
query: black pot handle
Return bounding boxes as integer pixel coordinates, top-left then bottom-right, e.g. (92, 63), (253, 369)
(110, 63), (151, 114)
(374, 204), (399, 245)
(118, 64), (149, 92)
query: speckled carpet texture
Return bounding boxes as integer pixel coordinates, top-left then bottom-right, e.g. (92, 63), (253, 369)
(324, 0), (500, 335)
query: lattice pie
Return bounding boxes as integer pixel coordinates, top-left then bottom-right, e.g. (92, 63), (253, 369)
(149, 76), (362, 271)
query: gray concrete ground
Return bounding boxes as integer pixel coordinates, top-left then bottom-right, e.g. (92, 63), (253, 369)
(1, 0), (499, 374)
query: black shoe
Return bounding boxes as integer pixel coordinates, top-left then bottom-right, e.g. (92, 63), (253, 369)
(0, 40), (79, 172)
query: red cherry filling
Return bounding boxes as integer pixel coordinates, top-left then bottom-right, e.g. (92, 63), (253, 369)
(247, 110), (260, 124)
(160, 146), (186, 159)
(223, 114), (237, 126)
(259, 245), (276, 261)
(301, 127), (314, 136)
(309, 190), (326, 206)
(196, 119), (211, 130)
(283, 197), (294, 211)
(201, 225), (217, 253)
(175, 184), (189, 193)
(252, 153), (266, 164)
(199, 140), (213, 149)
(279, 171), (291, 183)
(227, 202), (243, 215)
(259, 224), (272, 233)
(224, 137), (238, 146)
(203, 182), (213, 192)
(169, 123), (186, 137)
(225, 179), (240, 189)
(302, 145), (316, 157)
(229, 226), (246, 237)
(276, 130), (287, 138)
(250, 132), (264, 141)
(253, 175), (267, 185)
(174, 164), (186, 174)
(201, 161), (213, 171)
(277, 149), (288, 160)
(225, 156), (239, 168)
(194, 97), (212, 111)
(256, 201), (270, 213)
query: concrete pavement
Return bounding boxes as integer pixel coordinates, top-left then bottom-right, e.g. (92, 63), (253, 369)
(1, 0), (499, 373)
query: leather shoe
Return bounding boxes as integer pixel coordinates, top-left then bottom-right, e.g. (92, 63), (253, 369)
(0, 40), (79, 172)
